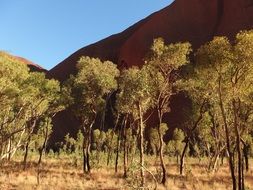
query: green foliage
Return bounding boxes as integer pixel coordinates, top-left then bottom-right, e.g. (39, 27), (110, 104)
(2, 29), (253, 189)
(32, 117), (53, 150)
(177, 30), (253, 143)
(149, 123), (168, 155)
(93, 129), (106, 150)
(66, 56), (119, 172)
(116, 66), (156, 116)
(145, 38), (192, 116)
(70, 56), (119, 122)
(0, 52), (63, 161)
(63, 130), (84, 155)
(0, 52), (30, 144)
(64, 134), (76, 153)
(176, 31), (253, 188)
(104, 129), (117, 152)
(148, 38), (192, 75)
(166, 128), (185, 157)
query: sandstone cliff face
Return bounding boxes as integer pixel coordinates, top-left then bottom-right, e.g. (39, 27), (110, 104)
(48, 0), (253, 144)
(49, 0), (253, 81)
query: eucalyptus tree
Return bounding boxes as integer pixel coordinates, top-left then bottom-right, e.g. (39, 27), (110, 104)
(178, 30), (253, 190)
(0, 52), (63, 167)
(144, 38), (191, 184)
(117, 66), (155, 187)
(69, 56), (119, 173)
(22, 72), (62, 170)
(36, 88), (65, 166)
(0, 52), (30, 160)
(175, 81), (209, 174)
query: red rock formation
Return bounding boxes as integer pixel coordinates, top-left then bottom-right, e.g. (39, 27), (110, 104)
(49, 0), (253, 81)
(48, 0), (253, 144)
(0, 51), (46, 72)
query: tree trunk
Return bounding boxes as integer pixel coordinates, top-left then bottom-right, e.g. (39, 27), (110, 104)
(113, 115), (121, 173)
(233, 100), (243, 190)
(218, 77), (236, 190)
(213, 154), (220, 172)
(222, 115), (237, 190)
(23, 119), (37, 170)
(83, 141), (86, 172)
(180, 139), (189, 175)
(38, 119), (50, 166)
(115, 129), (120, 173)
(82, 121), (93, 174)
(179, 100), (206, 175)
(86, 144), (91, 172)
(86, 124), (92, 173)
(23, 135), (31, 170)
(0, 128), (25, 161)
(123, 117), (128, 178)
(7, 138), (12, 161)
(243, 146), (249, 172)
(83, 140), (91, 173)
(157, 114), (166, 185)
(139, 104), (145, 187)
(242, 154), (245, 190)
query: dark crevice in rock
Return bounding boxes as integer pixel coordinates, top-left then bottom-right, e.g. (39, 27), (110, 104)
(212, 0), (224, 36)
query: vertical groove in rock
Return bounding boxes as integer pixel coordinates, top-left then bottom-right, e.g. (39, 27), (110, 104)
(212, 0), (224, 36)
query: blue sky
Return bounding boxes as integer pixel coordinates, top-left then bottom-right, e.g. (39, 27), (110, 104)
(0, 1), (173, 70)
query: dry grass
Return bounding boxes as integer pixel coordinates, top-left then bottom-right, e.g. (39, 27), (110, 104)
(0, 155), (252, 190)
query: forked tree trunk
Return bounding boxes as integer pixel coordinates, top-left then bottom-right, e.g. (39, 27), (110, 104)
(209, 153), (220, 173)
(212, 154), (220, 172)
(233, 100), (243, 190)
(218, 78), (236, 190)
(0, 128), (25, 161)
(179, 99), (206, 175)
